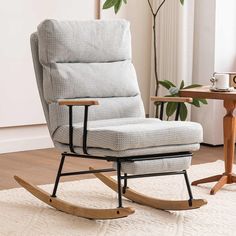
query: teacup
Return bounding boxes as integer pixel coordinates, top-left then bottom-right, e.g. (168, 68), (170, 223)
(210, 73), (230, 90)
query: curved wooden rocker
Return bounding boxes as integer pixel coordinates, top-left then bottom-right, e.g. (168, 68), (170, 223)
(90, 168), (207, 211)
(14, 176), (135, 220)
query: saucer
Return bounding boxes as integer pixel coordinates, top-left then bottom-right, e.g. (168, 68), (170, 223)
(210, 87), (235, 92)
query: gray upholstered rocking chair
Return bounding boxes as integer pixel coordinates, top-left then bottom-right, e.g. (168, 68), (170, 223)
(14, 19), (207, 220)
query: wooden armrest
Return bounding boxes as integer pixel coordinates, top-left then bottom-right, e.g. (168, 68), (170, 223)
(58, 99), (99, 106)
(151, 96), (193, 103)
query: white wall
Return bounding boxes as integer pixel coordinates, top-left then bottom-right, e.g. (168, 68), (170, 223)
(0, 0), (98, 153)
(215, 0), (236, 72)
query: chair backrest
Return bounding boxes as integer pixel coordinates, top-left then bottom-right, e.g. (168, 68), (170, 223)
(31, 19), (145, 135)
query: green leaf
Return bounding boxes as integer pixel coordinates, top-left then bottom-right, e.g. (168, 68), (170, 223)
(191, 99), (201, 107)
(103, 0), (118, 9)
(159, 80), (176, 90)
(114, 0), (122, 13)
(166, 102), (178, 117)
(180, 0), (184, 5)
(180, 80), (185, 89)
(198, 98), (208, 105)
(183, 84), (202, 89)
(123, 0), (127, 3)
(179, 103), (188, 121)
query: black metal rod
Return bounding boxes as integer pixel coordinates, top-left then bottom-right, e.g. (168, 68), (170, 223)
(160, 102), (164, 120)
(69, 106), (75, 153)
(83, 106), (89, 154)
(51, 154), (66, 197)
(117, 161), (123, 208)
(121, 153), (192, 163)
(121, 170), (185, 180)
(60, 168), (115, 177)
(123, 173), (128, 194)
(62, 151), (192, 163)
(175, 103), (181, 121)
(183, 170), (193, 206)
(63, 152), (111, 161)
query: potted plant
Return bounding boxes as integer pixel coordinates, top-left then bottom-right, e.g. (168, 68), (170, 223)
(159, 80), (207, 121)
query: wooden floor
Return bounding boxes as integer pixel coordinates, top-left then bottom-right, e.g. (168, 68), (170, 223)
(0, 145), (233, 190)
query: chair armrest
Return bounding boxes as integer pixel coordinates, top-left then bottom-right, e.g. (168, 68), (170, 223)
(58, 99), (99, 106)
(151, 96), (193, 103)
(58, 99), (99, 155)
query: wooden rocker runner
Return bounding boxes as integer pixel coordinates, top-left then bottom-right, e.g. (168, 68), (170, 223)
(14, 176), (134, 220)
(15, 19), (207, 220)
(90, 168), (207, 211)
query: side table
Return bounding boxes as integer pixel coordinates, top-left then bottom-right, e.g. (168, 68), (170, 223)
(180, 86), (236, 195)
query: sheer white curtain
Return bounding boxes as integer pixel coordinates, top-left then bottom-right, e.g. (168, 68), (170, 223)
(149, 0), (195, 117)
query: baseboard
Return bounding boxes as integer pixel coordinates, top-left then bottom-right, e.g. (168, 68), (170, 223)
(0, 136), (53, 154)
(0, 125), (54, 154)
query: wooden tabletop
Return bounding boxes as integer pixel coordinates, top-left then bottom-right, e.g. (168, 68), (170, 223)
(180, 86), (236, 100)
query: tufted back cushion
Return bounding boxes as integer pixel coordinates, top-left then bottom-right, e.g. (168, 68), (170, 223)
(35, 19), (145, 134)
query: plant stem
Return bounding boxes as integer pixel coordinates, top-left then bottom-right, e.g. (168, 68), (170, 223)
(146, 0), (167, 118)
(153, 14), (158, 97)
(155, 0), (166, 16)
(147, 0), (155, 15)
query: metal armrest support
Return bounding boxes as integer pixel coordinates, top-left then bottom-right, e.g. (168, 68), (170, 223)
(150, 96), (193, 121)
(58, 99), (99, 154)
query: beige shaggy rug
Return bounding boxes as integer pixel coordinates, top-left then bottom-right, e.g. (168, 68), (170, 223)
(1, 161), (236, 236)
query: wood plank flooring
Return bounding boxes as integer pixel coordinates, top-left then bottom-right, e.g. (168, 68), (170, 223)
(0, 145), (233, 190)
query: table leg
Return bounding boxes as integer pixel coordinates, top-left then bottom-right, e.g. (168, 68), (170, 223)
(223, 100), (236, 176)
(192, 100), (236, 195)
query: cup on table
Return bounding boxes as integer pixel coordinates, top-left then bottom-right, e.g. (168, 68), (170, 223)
(210, 73), (230, 90)
(229, 73), (236, 88)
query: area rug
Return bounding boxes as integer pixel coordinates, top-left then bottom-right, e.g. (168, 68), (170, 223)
(1, 161), (236, 236)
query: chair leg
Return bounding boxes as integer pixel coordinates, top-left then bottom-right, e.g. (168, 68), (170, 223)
(183, 170), (193, 206)
(51, 154), (66, 197)
(116, 161), (123, 208)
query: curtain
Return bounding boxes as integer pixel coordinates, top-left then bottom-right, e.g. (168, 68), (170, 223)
(149, 0), (195, 117)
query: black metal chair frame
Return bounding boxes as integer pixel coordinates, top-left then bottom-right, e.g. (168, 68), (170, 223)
(51, 102), (194, 208)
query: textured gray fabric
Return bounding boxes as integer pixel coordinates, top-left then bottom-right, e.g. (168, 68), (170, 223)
(49, 96), (145, 134)
(30, 33), (52, 136)
(53, 118), (203, 151)
(55, 141), (200, 157)
(35, 19), (145, 134)
(119, 156), (192, 174)
(37, 19), (131, 64)
(43, 61), (140, 102)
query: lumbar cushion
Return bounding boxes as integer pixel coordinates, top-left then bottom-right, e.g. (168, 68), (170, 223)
(43, 61), (140, 102)
(48, 96), (145, 134)
(37, 19), (131, 64)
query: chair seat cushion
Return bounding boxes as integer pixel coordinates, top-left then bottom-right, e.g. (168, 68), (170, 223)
(53, 117), (203, 151)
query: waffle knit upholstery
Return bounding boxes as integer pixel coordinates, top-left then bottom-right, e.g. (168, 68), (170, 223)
(36, 19), (145, 134)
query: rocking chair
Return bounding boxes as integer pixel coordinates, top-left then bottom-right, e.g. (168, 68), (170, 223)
(15, 19), (207, 220)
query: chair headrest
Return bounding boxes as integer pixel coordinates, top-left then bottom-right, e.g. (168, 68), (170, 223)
(37, 19), (132, 65)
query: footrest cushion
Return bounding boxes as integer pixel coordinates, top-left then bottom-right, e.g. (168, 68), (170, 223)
(119, 156), (192, 175)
